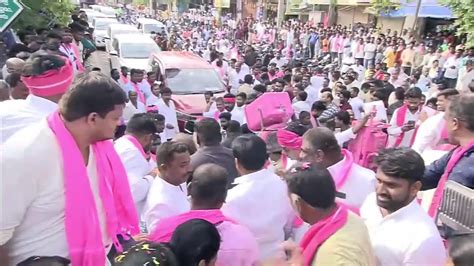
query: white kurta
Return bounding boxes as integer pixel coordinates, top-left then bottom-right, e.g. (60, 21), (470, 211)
(327, 155), (375, 209)
(0, 121), (109, 265)
(0, 95), (58, 145)
(142, 178), (189, 233)
(292, 101), (311, 118)
(360, 193), (446, 266)
(222, 169), (296, 261)
(122, 101), (146, 124)
(230, 105), (246, 125)
(412, 112), (450, 164)
(114, 136), (155, 216)
(386, 108), (420, 148)
(157, 99), (179, 141)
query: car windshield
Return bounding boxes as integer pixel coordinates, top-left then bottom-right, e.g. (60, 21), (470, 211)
(94, 20), (117, 30)
(144, 24), (165, 34)
(165, 68), (225, 94)
(121, 43), (161, 59)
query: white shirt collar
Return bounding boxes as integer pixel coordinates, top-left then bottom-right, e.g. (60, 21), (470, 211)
(373, 197), (420, 222)
(232, 168), (271, 185)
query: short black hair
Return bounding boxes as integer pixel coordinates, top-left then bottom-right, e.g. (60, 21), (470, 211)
(236, 92), (247, 101)
(375, 148), (425, 183)
(311, 101), (327, 111)
(60, 72), (127, 121)
(226, 120), (241, 133)
(5, 72), (21, 87)
(320, 87), (332, 94)
(218, 112), (232, 120)
(190, 164), (229, 206)
(156, 141), (189, 166)
(232, 134), (268, 171)
(298, 91), (308, 101)
(286, 165), (336, 209)
(394, 87), (405, 101)
(244, 74), (253, 84)
(340, 90), (351, 100)
(204, 91), (214, 97)
(126, 113), (158, 136)
(335, 111), (351, 125)
(286, 121), (308, 136)
(299, 111), (310, 120)
(130, 68), (144, 76)
(170, 219), (220, 266)
(22, 52), (66, 76)
(253, 84), (267, 94)
(404, 87), (422, 99)
(437, 88), (459, 99)
(147, 112), (165, 122)
(351, 87), (359, 94)
(448, 94), (474, 132)
(447, 234), (474, 266)
(160, 87), (172, 94)
(195, 118), (222, 145)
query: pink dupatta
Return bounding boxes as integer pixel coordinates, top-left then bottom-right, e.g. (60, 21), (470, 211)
(132, 82), (146, 105)
(124, 135), (147, 160)
(427, 140), (474, 218)
(392, 105), (419, 147)
(150, 209), (236, 242)
(47, 111), (139, 266)
(300, 205), (349, 266)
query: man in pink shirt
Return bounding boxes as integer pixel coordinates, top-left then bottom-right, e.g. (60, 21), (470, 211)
(149, 163), (259, 266)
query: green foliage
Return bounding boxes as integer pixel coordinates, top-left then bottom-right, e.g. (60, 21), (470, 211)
(13, 0), (74, 31)
(133, 0), (149, 5)
(441, 0), (474, 46)
(369, 0), (400, 15)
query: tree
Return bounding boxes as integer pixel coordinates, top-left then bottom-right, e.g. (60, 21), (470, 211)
(368, 0), (399, 16)
(441, 0), (474, 46)
(13, 0), (74, 31)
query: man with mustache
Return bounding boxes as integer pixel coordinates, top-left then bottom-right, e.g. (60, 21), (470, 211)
(360, 148), (445, 266)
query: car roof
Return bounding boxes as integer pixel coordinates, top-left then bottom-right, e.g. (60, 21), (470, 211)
(114, 34), (155, 44)
(93, 17), (118, 23)
(108, 24), (137, 30)
(136, 18), (165, 26)
(152, 51), (213, 69)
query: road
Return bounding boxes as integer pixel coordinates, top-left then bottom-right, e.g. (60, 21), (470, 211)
(84, 49), (114, 76)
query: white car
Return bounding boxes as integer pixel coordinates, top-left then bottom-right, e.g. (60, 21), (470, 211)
(136, 18), (167, 36)
(109, 34), (161, 71)
(105, 24), (140, 52)
(92, 17), (119, 48)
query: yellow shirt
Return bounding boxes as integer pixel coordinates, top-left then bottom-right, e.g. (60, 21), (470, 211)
(312, 213), (375, 266)
(384, 49), (396, 69)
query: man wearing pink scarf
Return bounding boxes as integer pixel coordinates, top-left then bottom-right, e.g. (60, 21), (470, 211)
(150, 163), (259, 266)
(301, 127), (375, 210)
(284, 166), (374, 266)
(1, 72), (139, 265)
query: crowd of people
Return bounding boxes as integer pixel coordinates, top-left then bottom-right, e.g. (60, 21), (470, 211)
(1, 4), (474, 266)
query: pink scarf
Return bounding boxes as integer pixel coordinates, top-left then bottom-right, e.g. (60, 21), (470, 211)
(132, 82), (146, 105)
(124, 135), (147, 160)
(277, 129), (302, 150)
(435, 120), (455, 151)
(392, 105), (418, 147)
(427, 140), (474, 218)
(47, 111), (139, 265)
(69, 43), (85, 73)
(120, 74), (129, 84)
(300, 205), (349, 266)
(150, 209), (236, 242)
(334, 149), (354, 189)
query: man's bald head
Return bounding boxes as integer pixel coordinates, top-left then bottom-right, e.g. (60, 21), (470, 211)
(6, 58), (25, 74)
(303, 127), (340, 155)
(190, 164), (229, 208)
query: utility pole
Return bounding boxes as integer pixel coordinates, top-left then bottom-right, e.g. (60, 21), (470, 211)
(412, 0), (422, 33)
(277, 0), (285, 28)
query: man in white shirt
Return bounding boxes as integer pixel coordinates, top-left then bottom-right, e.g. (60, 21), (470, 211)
(363, 38), (376, 68)
(387, 87), (423, 148)
(157, 87), (179, 141)
(142, 141), (192, 232)
(222, 135), (297, 261)
(443, 48), (463, 89)
(412, 89), (459, 164)
(123, 69), (153, 105)
(348, 87), (364, 120)
(115, 113), (163, 216)
(230, 92), (247, 125)
(269, 52), (288, 69)
(292, 91), (311, 118)
(301, 127), (375, 210)
(360, 148), (446, 266)
(0, 52), (74, 145)
(1, 73), (137, 265)
(456, 59), (474, 93)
